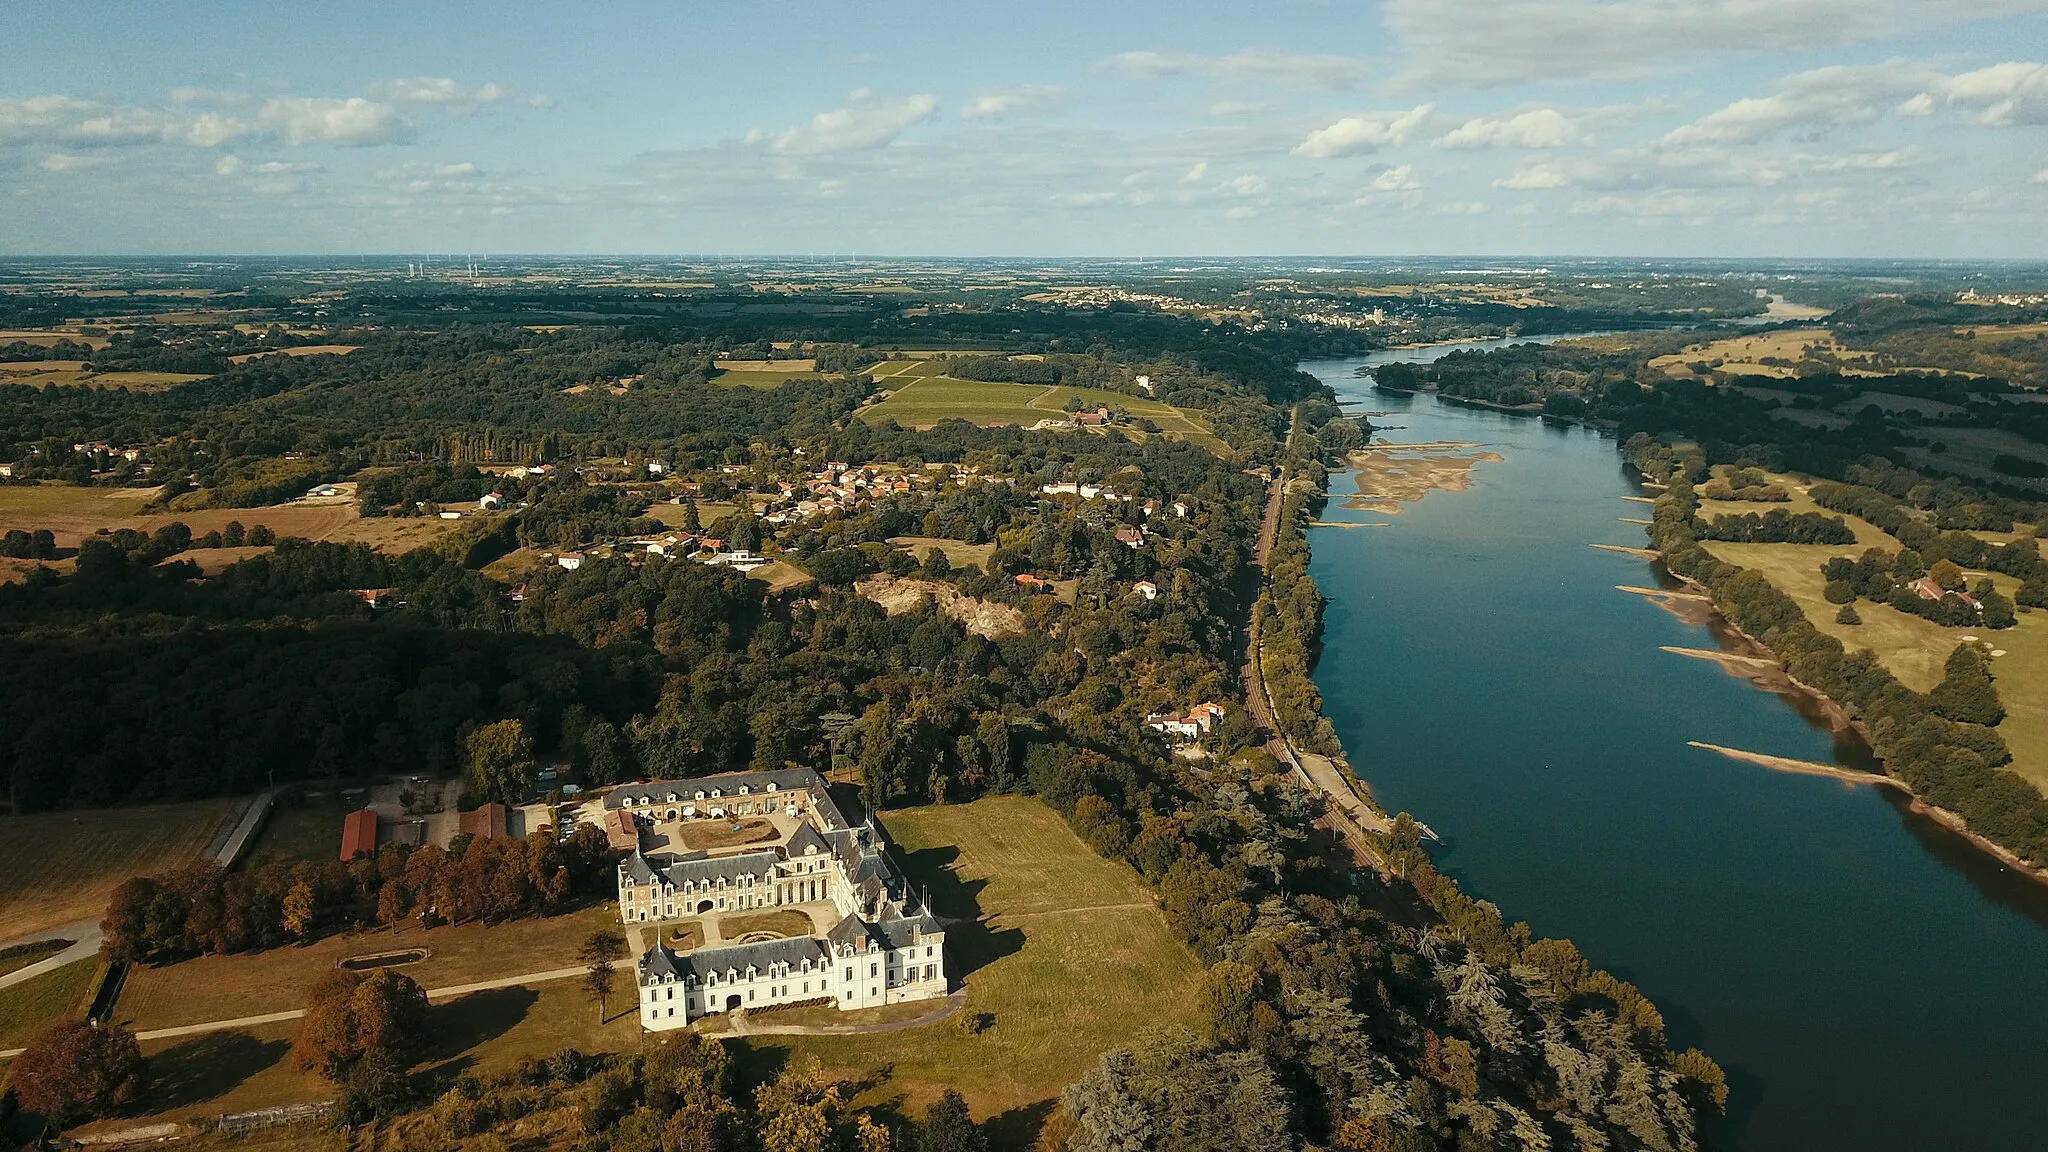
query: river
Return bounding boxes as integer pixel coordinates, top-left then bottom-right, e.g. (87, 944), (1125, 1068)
(1301, 346), (2048, 1152)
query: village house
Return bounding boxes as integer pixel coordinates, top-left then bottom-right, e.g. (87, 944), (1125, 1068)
(556, 552), (585, 571)
(479, 491), (506, 510)
(606, 767), (948, 1029)
(1145, 701), (1227, 741)
(1912, 575), (1981, 609)
(1132, 580), (1160, 600)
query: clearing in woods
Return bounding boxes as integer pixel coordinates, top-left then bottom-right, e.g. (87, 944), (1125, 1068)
(0, 799), (242, 940)
(749, 795), (1202, 1124)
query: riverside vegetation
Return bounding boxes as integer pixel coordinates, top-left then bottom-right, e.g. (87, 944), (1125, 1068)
(1, 279), (1724, 1150)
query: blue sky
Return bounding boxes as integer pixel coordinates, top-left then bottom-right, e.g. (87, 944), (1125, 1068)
(4, 0), (2047, 257)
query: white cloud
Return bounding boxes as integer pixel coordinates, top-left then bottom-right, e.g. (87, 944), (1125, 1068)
(1431, 200), (1489, 215)
(1182, 162), (1209, 183)
(1372, 164), (1422, 191)
(772, 89), (936, 153)
(1293, 105), (1434, 158)
(1207, 100), (1267, 117)
(1096, 47), (1368, 89)
(259, 97), (409, 145)
(168, 87), (250, 107)
(1925, 61), (2048, 125)
(1226, 173), (1268, 196)
(1494, 159), (1582, 189)
(2034, 168), (2048, 183)
(248, 159), (321, 195)
(1662, 63), (1932, 144)
(960, 85), (1064, 121)
(214, 155), (242, 176)
(1664, 59), (2048, 146)
(1383, 0), (2048, 88)
(38, 152), (111, 172)
(1433, 108), (1580, 150)
(372, 77), (513, 108)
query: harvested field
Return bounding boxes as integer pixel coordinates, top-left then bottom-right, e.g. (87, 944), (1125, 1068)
(0, 483), (471, 554)
(856, 574), (1025, 638)
(225, 345), (357, 364)
(0, 799), (242, 939)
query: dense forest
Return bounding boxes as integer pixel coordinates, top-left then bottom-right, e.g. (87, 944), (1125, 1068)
(0, 287), (1730, 1148)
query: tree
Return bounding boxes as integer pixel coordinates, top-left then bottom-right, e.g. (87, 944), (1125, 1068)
(1928, 558), (1965, 591)
(581, 927), (627, 1022)
(1835, 603), (1862, 625)
(916, 1090), (986, 1152)
(1929, 645), (2004, 726)
(281, 880), (319, 941)
(7, 1020), (146, 1125)
(467, 719), (536, 805)
(922, 547), (952, 579)
(293, 968), (429, 1082)
(683, 498), (702, 534)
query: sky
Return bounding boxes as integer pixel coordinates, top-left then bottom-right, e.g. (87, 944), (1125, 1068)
(4, 0), (2048, 258)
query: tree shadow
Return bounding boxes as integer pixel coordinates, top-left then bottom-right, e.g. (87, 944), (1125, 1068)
(136, 1031), (289, 1114)
(983, 1098), (1057, 1152)
(420, 985), (539, 1064)
(894, 845), (1022, 978)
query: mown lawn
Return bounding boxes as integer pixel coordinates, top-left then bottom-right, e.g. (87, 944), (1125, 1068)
(0, 956), (102, 1050)
(747, 796), (1203, 1128)
(1701, 541), (2048, 791)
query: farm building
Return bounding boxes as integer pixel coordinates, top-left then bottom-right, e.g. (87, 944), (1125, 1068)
(460, 802), (508, 840)
(339, 808), (379, 861)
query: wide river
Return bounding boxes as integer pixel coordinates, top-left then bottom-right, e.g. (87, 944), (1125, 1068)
(1301, 348), (2048, 1151)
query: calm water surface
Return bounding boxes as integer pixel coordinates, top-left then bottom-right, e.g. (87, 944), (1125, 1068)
(1303, 350), (2048, 1152)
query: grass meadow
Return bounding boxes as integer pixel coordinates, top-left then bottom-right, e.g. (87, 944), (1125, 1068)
(752, 796), (1203, 1124)
(1696, 476), (2047, 790)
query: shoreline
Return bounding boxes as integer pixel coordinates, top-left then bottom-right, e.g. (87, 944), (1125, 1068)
(1647, 552), (2048, 890)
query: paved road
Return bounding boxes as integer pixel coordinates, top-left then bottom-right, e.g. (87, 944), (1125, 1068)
(0, 919), (103, 993)
(1239, 407), (1395, 871)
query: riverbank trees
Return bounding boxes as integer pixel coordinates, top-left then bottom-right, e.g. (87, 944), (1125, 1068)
(1633, 458), (2048, 868)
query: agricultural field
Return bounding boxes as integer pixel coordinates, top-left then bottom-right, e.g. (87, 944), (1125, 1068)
(754, 795), (1203, 1122)
(0, 483), (473, 556)
(1694, 477), (2048, 791)
(0, 360), (208, 390)
(0, 799), (242, 939)
(1899, 426), (2048, 493)
(225, 345), (358, 364)
(709, 358), (832, 388)
(859, 367), (1224, 452)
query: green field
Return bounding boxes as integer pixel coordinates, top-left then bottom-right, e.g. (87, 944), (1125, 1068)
(750, 796), (1203, 1126)
(0, 956), (101, 1050)
(710, 368), (834, 389)
(1694, 478), (2048, 791)
(858, 367), (1225, 453)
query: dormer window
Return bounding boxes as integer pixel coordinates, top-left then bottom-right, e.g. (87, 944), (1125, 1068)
(695, 790), (705, 800)
(766, 783), (778, 792)
(739, 785), (750, 794)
